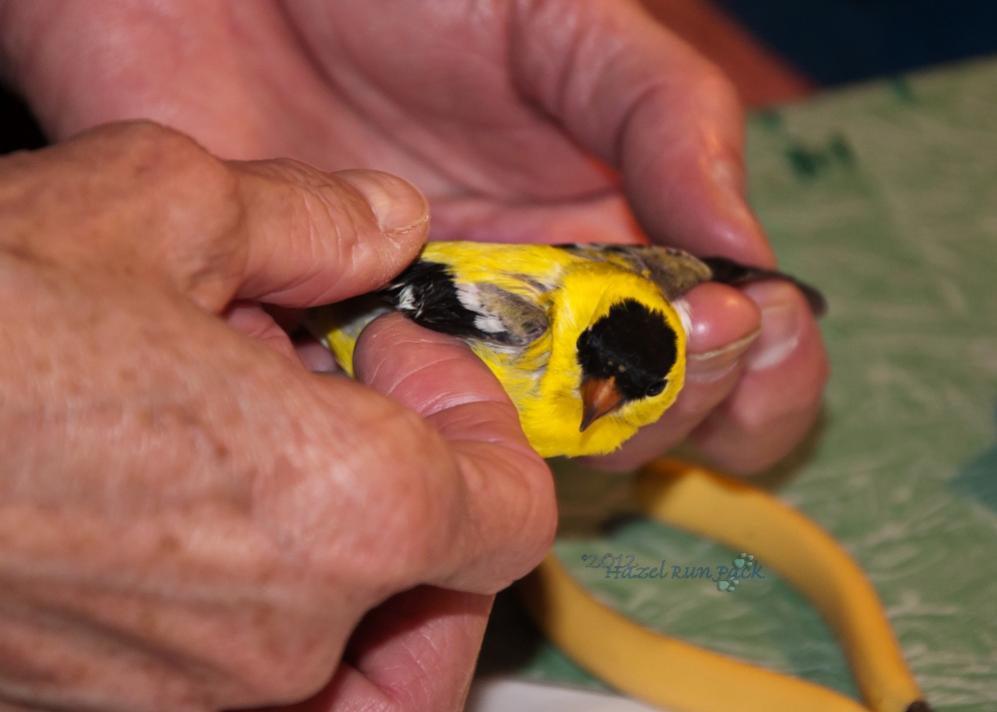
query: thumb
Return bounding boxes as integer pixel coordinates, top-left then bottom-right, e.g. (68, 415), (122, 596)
(512, 0), (772, 265)
(353, 314), (556, 592)
(3, 122), (429, 311)
(231, 161), (429, 306)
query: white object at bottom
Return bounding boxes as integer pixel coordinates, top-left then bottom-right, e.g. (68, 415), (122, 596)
(466, 677), (669, 712)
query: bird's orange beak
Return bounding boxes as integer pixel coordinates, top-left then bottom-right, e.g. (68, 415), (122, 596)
(580, 377), (624, 432)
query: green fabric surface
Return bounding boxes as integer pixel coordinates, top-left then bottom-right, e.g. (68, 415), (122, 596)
(477, 60), (997, 711)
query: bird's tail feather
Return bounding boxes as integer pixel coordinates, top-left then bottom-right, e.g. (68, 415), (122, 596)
(701, 256), (827, 316)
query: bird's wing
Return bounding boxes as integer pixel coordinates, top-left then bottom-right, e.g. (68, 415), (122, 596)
(555, 244), (713, 299)
(556, 244), (826, 315)
(383, 259), (549, 348)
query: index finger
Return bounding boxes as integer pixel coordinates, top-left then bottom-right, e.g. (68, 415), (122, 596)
(17, 123), (431, 313)
(231, 162), (430, 306)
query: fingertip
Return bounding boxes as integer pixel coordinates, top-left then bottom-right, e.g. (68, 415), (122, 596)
(353, 313), (444, 398)
(741, 281), (822, 374)
(684, 283), (761, 353)
(682, 283), (760, 385)
(334, 169), (430, 238)
(295, 339), (340, 373)
(690, 282), (829, 474)
(223, 301), (299, 362)
(353, 313), (512, 417)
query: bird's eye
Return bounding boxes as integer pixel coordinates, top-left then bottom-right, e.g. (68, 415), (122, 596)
(644, 381), (665, 398)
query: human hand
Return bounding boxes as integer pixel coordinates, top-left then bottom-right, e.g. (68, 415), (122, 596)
(0, 0), (827, 473)
(0, 122), (555, 712)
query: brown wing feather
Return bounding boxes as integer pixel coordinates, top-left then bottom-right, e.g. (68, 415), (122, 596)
(557, 244), (825, 314)
(556, 244), (713, 299)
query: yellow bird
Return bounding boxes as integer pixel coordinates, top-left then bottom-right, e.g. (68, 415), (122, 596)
(309, 242), (823, 458)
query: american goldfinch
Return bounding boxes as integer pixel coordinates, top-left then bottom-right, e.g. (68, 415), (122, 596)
(309, 242), (823, 458)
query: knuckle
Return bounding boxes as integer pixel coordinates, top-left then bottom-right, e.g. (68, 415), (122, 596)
(105, 122), (242, 300)
(109, 120), (207, 168)
(240, 653), (334, 707)
(31, 120), (245, 305)
(108, 119), (197, 152)
(216, 628), (339, 707)
(107, 120), (239, 210)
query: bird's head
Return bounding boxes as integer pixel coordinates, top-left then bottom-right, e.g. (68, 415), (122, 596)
(575, 297), (683, 432)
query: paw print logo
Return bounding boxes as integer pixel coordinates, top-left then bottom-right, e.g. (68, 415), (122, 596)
(716, 552), (755, 593)
(733, 552), (755, 571)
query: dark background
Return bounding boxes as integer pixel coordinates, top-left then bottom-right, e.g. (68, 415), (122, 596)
(717, 0), (997, 85)
(1, 86), (45, 154)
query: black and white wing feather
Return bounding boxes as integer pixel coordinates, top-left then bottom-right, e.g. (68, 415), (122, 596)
(383, 260), (548, 348)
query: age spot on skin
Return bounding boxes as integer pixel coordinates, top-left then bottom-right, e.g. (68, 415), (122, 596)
(157, 532), (182, 555)
(212, 440), (231, 462)
(32, 356), (54, 376)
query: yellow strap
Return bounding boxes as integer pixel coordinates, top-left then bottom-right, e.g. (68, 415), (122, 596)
(519, 459), (926, 712)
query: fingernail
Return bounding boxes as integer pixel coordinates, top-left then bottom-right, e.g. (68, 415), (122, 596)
(337, 169), (430, 234)
(687, 329), (760, 383)
(712, 155), (745, 196)
(743, 283), (803, 371)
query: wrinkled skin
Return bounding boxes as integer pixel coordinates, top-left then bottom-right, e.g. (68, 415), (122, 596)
(0, 0), (828, 473)
(0, 123), (555, 711)
(0, 1), (828, 710)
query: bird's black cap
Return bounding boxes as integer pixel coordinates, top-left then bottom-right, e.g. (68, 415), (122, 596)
(576, 299), (678, 402)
